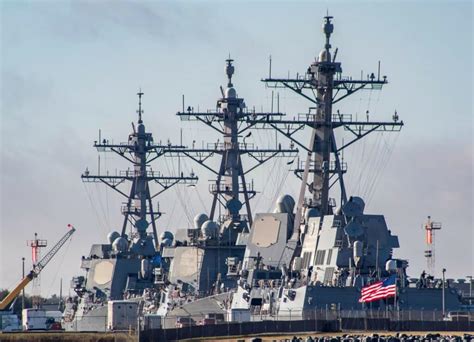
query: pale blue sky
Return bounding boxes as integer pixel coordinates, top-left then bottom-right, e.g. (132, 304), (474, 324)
(1, 0), (472, 296)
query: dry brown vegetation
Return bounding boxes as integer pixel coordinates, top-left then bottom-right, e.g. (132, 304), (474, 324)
(0, 332), (137, 342)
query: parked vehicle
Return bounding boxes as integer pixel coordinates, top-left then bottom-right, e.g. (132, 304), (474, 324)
(198, 318), (216, 326)
(175, 316), (195, 328)
(22, 309), (63, 331)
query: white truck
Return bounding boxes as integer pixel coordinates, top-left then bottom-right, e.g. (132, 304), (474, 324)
(22, 309), (62, 330)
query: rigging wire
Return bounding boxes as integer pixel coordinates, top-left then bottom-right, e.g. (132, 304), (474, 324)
(366, 132), (393, 201)
(350, 92), (368, 195)
(82, 182), (107, 234)
(45, 234), (74, 298)
(253, 156), (276, 210)
(364, 136), (390, 202)
(163, 183), (178, 229)
(193, 185), (208, 213)
(360, 132), (383, 199)
(269, 157), (292, 212)
(367, 134), (389, 195)
(351, 87), (380, 197)
(94, 182), (110, 230)
(164, 157), (193, 226)
(359, 87), (383, 198)
(265, 157), (282, 212)
(183, 185), (196, 220)
(177, 124), (208, 218)
(251, 126), (285, 212)
(366, 132), (400, 205)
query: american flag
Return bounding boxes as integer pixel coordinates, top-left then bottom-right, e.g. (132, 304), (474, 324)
(359, 275), (397, 303)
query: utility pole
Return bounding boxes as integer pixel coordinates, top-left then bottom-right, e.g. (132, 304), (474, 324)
(21, 257), (25, 311)
(442, 268), (446, 318)
(59, 278), (62, 311)
(375, 240), (379, 279)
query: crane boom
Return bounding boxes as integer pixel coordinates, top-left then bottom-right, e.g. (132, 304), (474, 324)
(33, 225), (76, 275)
(0, 225), (76, 311)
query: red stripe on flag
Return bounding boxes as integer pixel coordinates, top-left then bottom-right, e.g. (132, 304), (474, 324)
(359, 284), (396, 303)
(361, 282), (382, 292)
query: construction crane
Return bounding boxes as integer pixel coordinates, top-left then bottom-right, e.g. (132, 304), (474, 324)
(0, 225), (76, 311)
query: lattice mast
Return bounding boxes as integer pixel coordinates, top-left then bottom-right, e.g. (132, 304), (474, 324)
(424, 215), (442, 275)
(260, 15), (404, 232)
(27, 233), (47, 308)
(81, 92), (198, 249)
(175, 59), (297, 231)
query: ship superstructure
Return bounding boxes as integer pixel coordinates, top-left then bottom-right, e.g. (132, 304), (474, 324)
(155, 59), (298, 306)
(227, 15), (464, 320)
(62, 15), (468, 332)
(257, 14), (403, 286)
(63, 93), (197, 331)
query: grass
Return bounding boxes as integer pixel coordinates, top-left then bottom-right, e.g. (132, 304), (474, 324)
(0, 331), (137, 342)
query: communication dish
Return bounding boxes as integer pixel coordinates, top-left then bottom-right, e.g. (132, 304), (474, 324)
(135, 218), (149, 231)
(342, 197), (365, 217)
(226, 198), (242, 215)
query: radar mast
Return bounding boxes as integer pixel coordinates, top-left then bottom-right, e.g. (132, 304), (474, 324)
(81, 92), (198, 253)
(258, 15), (404, 234)
(171, 59), (298, 240)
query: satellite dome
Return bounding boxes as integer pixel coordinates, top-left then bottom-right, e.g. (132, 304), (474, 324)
(342, 196), (365, 217)
(274, 194), (295, 214)
(201, 220), (219, 239)
(318, 49), (331, 63)
(350, 196), (365, 213)
(386, 259), (397, 272)
(193, 213), (209, 229)
(112, 237), (128, 253)
(159, 231), (174, 245)
(225, 87), (237, 99)
(107, 231), (120, 244)
(160, 238), (172, 247)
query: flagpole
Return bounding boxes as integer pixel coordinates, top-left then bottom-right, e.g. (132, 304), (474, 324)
(394, 279), (397, 310)
(395, 272), (399, 317)
(376, 240), (379, 280)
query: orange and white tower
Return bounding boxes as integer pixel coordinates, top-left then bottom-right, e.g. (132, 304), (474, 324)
(27, 233), (47, 308)
(424, 216), (442, 276)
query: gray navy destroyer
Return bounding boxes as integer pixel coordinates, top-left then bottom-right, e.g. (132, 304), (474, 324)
(64, 15), (472, 332)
